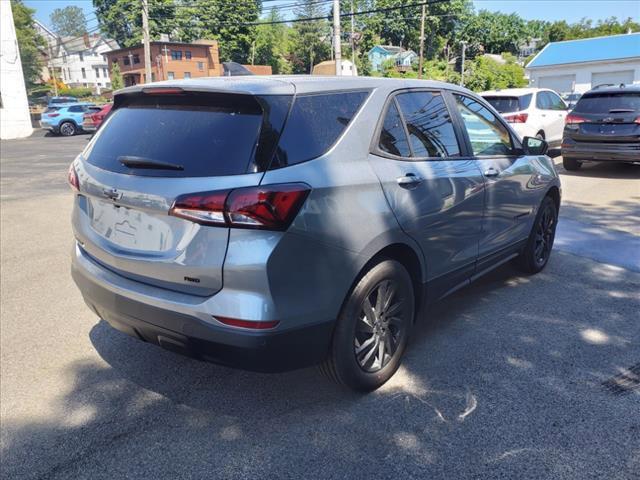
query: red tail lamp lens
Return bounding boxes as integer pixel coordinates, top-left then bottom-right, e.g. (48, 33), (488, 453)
(565, 114), (587, 125)
(169, 183), (310, 231)
(215, 316), (280, 330)
(68, 163), (79, 191)
(142, 87), (185, 95)
(504, 113), (528, 123)
(226, 184), (311, 230)
(48, 113), (60, 117)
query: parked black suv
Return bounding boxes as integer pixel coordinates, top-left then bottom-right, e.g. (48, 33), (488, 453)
(561, 84), (639, 170)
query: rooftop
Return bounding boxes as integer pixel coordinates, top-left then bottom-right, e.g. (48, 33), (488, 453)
(527, 33), (640, 69)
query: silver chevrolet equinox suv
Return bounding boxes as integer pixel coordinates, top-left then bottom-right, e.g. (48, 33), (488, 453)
(70, 76), (561, 391)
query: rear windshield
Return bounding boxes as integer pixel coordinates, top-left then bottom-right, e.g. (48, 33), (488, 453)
(270, 91), (369, 168)
(573, 93), (640, 114)
(484, 94), (532, 113)
(83, 93), (270, 177)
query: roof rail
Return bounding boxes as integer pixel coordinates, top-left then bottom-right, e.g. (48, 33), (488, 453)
(593, 83), (627, 90)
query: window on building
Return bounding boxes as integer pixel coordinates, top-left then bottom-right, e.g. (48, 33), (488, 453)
(103, 68), (108, 77)
(185, 50), (192, 60)
(95, 68), (100, 78)
(197, 62), (204, 71)
(106, 82), (112, 88)
(171, 50), (183, 60)
(103, 55), (107, 62)
(63, 53), (67, 62)
(133, 54), (140, 64)
(81, 68), (86, 79)
(123, 56), (130, 66)
(184, 72), (191, 79)
(79, 52), (83, 61)
(167, 72), (175, 80)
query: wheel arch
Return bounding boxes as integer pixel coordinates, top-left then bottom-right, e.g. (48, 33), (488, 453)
(545, 185), (561, 212)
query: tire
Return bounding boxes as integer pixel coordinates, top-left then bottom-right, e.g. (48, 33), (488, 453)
(562, 157), (582, 171)
(59, 121), (76, 137)
(515, 196), (558, 274)
(320, 259), (415, 391)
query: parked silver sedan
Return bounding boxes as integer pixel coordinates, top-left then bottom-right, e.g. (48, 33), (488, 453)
(70, 76), (561, 391)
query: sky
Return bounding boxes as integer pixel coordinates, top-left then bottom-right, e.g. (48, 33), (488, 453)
(25, 0), (640, 30)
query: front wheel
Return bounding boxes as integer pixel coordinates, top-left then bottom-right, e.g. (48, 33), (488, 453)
(59, 121), (76, 137)
(515, 196), (558, 274)
(320, 259), (415, 391)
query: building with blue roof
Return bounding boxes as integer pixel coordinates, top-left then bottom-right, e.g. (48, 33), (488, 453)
(525, 33), (640, 95)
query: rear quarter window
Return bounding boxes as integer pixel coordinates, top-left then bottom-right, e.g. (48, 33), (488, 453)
(270, 91), (369, 168)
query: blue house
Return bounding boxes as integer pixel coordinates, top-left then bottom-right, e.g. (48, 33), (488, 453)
(525, 33), (640, 94)
(368, 45), (418, 72)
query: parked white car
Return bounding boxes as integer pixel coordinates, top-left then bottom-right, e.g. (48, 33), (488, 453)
(481, 88), (569, 147)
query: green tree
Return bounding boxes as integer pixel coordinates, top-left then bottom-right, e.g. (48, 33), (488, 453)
(174, 0), (261, 62)
(290, 0), (331, 74)
(11, 0), (45, 89)
(110, 62), (123, 90)
(463, 54), (527, 92)
(93, 0), (180, 48)
(253, 10), (292, 73)
(459, 10), (528, 56)
(50, 6), (87, 37)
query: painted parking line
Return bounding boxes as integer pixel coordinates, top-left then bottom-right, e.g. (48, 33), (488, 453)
(555, 217), (640, 272)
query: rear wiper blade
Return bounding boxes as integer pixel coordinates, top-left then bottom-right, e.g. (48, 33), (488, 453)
(118, 156), (184, 171)
(608, 108), (635, 113)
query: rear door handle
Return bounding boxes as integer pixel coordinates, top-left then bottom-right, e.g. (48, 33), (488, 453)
(484, 167), (500, 178)
(396, 173), (423, 188)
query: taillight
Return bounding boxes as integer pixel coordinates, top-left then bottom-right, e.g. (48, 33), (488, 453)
(68, 163), (79, 191)
(169, 183), (311, 231)
(214, 316), (280, 330)
(504, 113), (528, 123)
(48, 113), (60, 118)
(634, 116), (640, 124)
(142, 87), (184, 95)
(566, 114), (587, 125)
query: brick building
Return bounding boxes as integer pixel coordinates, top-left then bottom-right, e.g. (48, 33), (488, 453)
(106, 39), (223, 86)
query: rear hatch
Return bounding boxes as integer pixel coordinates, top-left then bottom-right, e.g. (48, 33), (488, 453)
(483, 94), (533, 123)
(41, 107), (61, 124)
(72, 86), (293, 296)
(565, 91), (640, 143)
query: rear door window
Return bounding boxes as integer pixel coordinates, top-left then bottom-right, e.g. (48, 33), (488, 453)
(454, 95), (514, 156)
(573, 93), (640, 114)
(395, 91), (460, 158)
(546, 92), (567, 110)
(536, 92), (552, 110)
(272, 91), (369, 167)
(378, 101), (411, 158)
(83, 93), (273, 177)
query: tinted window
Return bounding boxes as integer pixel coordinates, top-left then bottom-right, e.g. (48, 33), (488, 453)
(536, 92), (551, 110)
(68, 106), (84, 112)
(395, 91), (460, 158)
(547, 92), (567, 110)
(573, 93), (640, 114)
(273, 91), (369, 167)
(84, 93), (267, 177)
(454, 95), (513, 156)
(378, 101), (411, 157)
(484, 94), (532, 113)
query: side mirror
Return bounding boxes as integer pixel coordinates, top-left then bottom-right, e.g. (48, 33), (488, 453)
(522, 136), (548, 156)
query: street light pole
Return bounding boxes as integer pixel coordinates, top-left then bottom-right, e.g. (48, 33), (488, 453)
(418, 4), (426, 79)
(333, 0), (342, 76)
(141, 0), (152, 83)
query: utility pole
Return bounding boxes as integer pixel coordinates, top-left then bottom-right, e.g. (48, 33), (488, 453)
(350, 0), (355, 67)
(460, 41), (467, 87)
(48, 42), (58, 96)
(418, 4), (426, 79)
(333, 0), (342, 76)
(141, 0), (152, 83)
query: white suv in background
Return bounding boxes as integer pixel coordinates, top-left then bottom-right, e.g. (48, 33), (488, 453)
(481, 88), (569, 147)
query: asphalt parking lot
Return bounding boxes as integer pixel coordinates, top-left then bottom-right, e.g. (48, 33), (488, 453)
(1, 131), (639, 479)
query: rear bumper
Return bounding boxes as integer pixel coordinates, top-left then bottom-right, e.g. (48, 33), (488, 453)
(71, 244), (334, 373)
(561, 141), (640, 162)
(82, 125), (97, 132)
